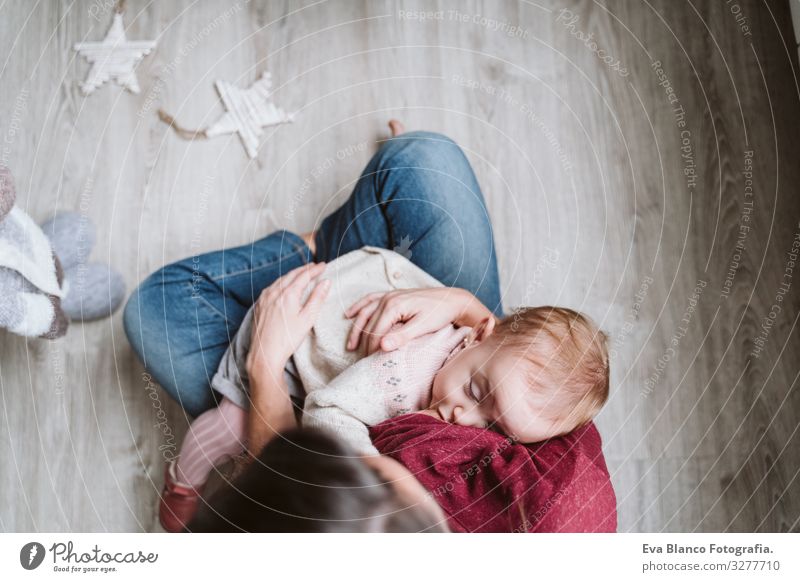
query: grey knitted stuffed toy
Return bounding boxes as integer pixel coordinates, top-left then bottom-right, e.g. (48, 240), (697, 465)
(0, 166), (126, 340)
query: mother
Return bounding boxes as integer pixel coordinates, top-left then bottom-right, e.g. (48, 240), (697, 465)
(123, 126), (615, 532)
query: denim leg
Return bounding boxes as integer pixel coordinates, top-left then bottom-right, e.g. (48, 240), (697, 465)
(315, 131), (503, 315)
(123, 230), (310, 416)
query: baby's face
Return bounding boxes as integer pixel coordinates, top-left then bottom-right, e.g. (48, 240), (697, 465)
(429, 338), (564, 443)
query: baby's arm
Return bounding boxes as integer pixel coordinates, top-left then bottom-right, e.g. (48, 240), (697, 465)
(303, 326), (470, 453)
(303, 392), (379, 456)
(302, 352), (390, 455)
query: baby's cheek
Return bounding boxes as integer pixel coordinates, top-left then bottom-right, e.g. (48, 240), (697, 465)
(430, 367), (444, 388)
(431, 367), (457, 401)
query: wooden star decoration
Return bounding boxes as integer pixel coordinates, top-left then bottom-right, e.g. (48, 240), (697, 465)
(206, 72), (294, 159)
(74, 12), (156, 95)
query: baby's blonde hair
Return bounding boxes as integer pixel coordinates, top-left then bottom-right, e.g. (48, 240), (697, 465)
(492, 306), (609, 436)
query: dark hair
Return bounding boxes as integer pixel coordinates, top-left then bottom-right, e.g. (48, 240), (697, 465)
(188, 427), (443, 532)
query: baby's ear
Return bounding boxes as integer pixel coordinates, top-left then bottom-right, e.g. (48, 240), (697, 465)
(467, 316), (496, 344)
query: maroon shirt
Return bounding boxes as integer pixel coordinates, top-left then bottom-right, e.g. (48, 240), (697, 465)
(370, 414), (617, 532)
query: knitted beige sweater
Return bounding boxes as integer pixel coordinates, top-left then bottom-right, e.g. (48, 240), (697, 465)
(212, 246), (471, 453)
(304, 323), (470, 455)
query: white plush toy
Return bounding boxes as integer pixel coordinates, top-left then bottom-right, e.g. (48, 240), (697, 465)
(0, 166), (126, 339)
(0, 166), (68, 338)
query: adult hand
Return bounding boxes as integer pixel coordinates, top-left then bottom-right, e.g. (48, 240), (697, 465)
(345, 287), (494, 356)
(246, 262), (331, 375)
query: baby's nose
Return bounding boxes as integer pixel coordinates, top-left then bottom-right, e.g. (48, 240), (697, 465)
(452, 405), (482, 427)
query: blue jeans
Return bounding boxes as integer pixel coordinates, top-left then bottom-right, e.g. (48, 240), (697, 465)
(123, 131), (502, 417)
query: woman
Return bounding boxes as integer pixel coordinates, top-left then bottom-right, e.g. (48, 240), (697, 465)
(124, 124), (503, 531)
(188, 427), (451, 532)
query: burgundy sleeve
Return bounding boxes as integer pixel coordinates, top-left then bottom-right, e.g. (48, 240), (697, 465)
(369, 414), (617, 533)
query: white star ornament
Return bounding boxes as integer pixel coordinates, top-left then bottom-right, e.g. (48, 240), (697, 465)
(74, 12), (157, 95)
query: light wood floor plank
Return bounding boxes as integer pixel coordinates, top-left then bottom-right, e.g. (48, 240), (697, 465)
(0, 0), (797, 531)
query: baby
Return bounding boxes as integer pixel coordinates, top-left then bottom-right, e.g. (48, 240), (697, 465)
(303, 304), (609, 455)
(159, 245), (609, 530)
(429, 304), (610, 442)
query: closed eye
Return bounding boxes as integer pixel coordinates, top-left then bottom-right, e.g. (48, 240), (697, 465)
(466, 379), (482, 403)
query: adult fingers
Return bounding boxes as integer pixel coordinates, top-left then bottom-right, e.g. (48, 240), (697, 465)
(255, 284), (274, 305)
(253, 288), (273, 321)
(346, 301), (380, 350)
(345, 292), (386, 318)
(281, 261), (327, 294)
(301, 278), (332, 319)
(249, 311), (268, 355)
(277, 262), (326, 291)
(364, 297), (404, 355)
(360, 295), (389, 354)
(265, 264), (309, 299)
(254, 263), (321, 316)
(379, 313), (434, 351)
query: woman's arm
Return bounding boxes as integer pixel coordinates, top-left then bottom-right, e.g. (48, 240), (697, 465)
(345, 287), (497, 355)
(246, 360), (296, 456)
(244, 262), (331, 456)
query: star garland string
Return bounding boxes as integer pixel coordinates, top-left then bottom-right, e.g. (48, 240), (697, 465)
(157, 72), (294, 159)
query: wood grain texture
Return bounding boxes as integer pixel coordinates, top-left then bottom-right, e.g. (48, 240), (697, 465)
(0, 0), (798, 532)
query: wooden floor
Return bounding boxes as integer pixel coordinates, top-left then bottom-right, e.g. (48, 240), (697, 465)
(1, 0), (799, 532)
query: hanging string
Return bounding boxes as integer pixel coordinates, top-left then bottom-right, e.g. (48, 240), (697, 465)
(118, 0), (205, 140)
(157, 109), (208, 140)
